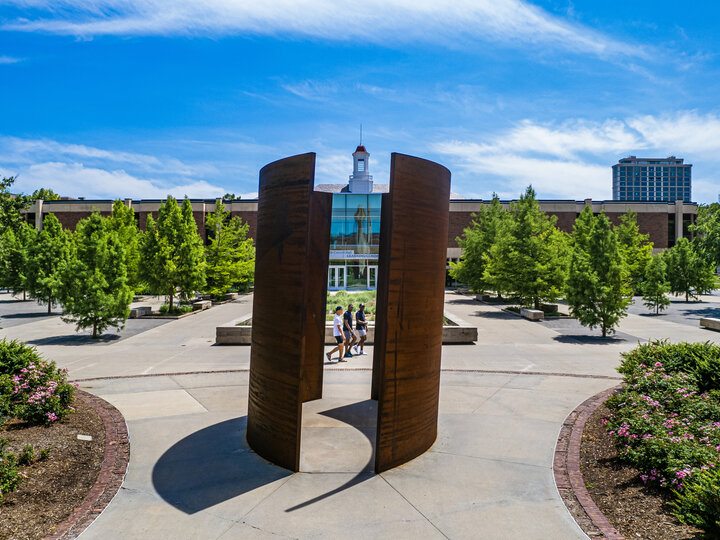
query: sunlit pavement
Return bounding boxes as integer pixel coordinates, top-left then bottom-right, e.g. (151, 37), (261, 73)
(3, 291), (720, 539)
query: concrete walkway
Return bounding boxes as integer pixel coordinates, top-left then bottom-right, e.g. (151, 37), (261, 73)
(2, 291), (720, 539)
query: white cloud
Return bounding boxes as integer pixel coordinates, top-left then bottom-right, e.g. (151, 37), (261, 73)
(0, 136), (228, 199)
(2, 0), (644, 59)
(0, 136), (217, 177)
(433, 111), (720, 202)
(10, 161), (226, 199)
(0, 56), (23, 64)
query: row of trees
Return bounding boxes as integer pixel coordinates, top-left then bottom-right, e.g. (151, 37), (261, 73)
(452, 186), (716, 336)
(0, 178), (255, 337)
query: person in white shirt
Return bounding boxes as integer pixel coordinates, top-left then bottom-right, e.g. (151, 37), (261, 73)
(326, 305), (347, 362)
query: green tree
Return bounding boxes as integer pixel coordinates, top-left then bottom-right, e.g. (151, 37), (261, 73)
(178, 197), (206, 300)
(139, 196), (206, 310)
(58, 213), (133, 338)
(483, 186), (569, 308)
(0, 223), (36, 300)
(450, 194), (508, 293)
(0, 177), (30, 236)
(566, 210), (631, 337)
(25, 214), (70, 313)
(107, 200), (141, 291)
(204, 201), (255, 296)
(615, 210), (653, 294)
(664, 237), (715, 302)
(690, 202), (720, 267)
(642, 255), (671, 314)
(29, 188), (61, 201)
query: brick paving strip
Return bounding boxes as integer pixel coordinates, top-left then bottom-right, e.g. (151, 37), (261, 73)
(73, 367), (622, 382)
(554, 385), (625, 540)
(45, 390), (130, 540)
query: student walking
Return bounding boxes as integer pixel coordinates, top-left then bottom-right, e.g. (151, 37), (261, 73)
(343, 304), (357, 357)
(354, 303), (367, 355)
(326, 306), (346, 362)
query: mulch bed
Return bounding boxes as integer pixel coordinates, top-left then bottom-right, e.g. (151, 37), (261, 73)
(0, 396), (105, 540)
(580, 402), (702, 539)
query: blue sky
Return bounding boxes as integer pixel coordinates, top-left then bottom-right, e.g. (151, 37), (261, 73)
(1, 1), (720, 202)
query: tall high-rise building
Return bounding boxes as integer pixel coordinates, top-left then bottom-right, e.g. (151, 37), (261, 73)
(612, 156), (692, 202)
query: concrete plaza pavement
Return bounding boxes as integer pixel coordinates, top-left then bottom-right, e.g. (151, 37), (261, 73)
(2, 291), (720, 538)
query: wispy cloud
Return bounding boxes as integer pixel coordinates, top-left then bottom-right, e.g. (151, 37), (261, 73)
(1, 0), (645, 60)
(0, 136), (228, 199)
(5, 161), (225, 199)
(0, 56), (23, 64)
(0, 136), (218, 177)
(433, 111), (720, 202)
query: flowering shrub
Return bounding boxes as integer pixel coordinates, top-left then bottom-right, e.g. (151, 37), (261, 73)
(605, 341), (720, 536)
(0, 339), (76, 425)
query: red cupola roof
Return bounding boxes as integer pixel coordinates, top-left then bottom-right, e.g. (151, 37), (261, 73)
(354, 145), (367, 153)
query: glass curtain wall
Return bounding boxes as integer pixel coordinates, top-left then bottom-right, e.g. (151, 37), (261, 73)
(329, 193), (381, 290)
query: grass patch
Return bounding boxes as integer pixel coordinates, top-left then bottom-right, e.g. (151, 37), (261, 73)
(326, 290), (377, 321)
(158, 304), (193, 315)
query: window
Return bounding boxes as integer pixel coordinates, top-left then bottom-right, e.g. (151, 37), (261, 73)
(357, 159), (365, 172)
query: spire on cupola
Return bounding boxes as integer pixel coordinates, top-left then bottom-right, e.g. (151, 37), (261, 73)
(349, 126), (373, 193)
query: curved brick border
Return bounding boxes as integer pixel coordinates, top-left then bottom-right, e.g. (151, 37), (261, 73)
(554, 385), (625, 540)
(45, 390), (130, 540)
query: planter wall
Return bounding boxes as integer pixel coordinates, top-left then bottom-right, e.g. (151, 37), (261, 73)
(215, 312), (478, 345)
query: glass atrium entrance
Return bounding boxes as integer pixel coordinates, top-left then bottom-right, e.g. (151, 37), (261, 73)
(327, 193), (381, 291)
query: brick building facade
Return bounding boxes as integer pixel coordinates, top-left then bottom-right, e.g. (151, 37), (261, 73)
(25, 196), (694, 260)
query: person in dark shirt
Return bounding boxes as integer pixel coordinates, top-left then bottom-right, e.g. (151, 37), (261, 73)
(343, 304), (357, 358)
(354, 303), (367, 355)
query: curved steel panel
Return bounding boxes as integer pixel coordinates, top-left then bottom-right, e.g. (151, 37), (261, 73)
(247, 153), (330, 472)
(373, 153), (451, 473)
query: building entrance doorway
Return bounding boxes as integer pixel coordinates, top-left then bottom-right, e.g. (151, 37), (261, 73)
(328, 266), (345, 290)
(368, 266), (378, 289)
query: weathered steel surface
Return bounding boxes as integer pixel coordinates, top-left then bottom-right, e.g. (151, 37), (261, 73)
(300, 190), (332, 402)
(373, 153), (451, 473)
(247, 153), (330, 472)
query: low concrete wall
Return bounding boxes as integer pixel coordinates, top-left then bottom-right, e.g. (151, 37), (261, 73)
(129, 306), (151, 319)
(520, 308), (544, 321)
(215, 311), (478, 345)
(700, 317), (720, 331)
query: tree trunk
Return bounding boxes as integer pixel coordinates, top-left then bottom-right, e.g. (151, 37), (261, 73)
(602, 324), (607, 338)
(22, 290), (26, 301)
(92, 320), (98, 339)
(534, 298), (540, 310)
(48, 296), (52, 314)
(169, 291), (174, 312)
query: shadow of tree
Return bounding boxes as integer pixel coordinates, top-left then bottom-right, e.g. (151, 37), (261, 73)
(1, 312), (57, 319)
(26, 334), (121, 346)
(553, 335), (626, 345)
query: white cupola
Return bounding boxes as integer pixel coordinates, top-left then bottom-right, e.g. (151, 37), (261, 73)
(349, 144), (373, 193)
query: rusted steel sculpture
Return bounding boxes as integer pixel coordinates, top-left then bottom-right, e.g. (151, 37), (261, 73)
(247, 152), (449, 474)
(247, 153), (331, 471)
(372, 153), (451, 473)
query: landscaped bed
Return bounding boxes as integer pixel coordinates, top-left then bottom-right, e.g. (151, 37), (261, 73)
(0, 397), (104, 539)
(0, 339), (105, 539)
(579, 341), (720, 539)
